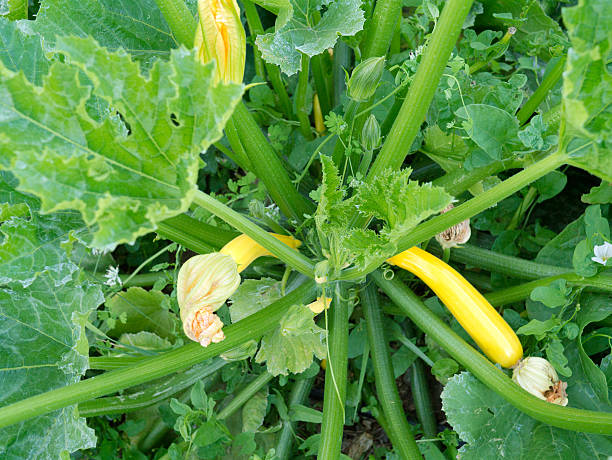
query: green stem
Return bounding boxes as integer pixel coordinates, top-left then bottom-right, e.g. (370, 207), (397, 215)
(340, 152), (568, 281)
(0, 282), (315, 429)
(363, 284), (422, 459)
(362, 0), (403, 59)
(372, 272), (612, 435)
(89, 356), (148, 370)
(389, 16), (401, 56)
(333, 41), (351, 108)
(78, 359), (226, 417)
(410, 359), (437, 440)
(224, 118), (253, 170)
(318, 282), (349, 460)
(276, 377), (315, 460)
(158, 213), (237, 253)
(231, 102), (314, 221)
(312, 54), (333, 117)
(516, 56), (566, 126)
(243, 1), (266, 79)
(192, 191), (315, 277)
(153, 0), (197, 47)
(243, 0), (293, 118)
(217, 372), (274, 420)
(367, 0), (475, 180)
(296, 54), (314, 140)
(506, 186), (538, 231)
(486, 273), (612, 306)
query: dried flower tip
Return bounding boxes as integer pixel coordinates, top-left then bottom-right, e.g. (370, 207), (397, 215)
(186, 309), (225, 347)
(592, 241), (612, 266)
(177, 252), (240, 323)
(512, 357), (568, 406)
(307, 296), (332, 314)
(435, 203), (471, 249)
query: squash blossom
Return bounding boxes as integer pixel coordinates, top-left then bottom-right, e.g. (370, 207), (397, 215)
(177, 233), (301, 347)
(194, 0), (246, 83)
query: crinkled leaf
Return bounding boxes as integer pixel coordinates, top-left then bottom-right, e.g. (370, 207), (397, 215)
(229, 278), (282, 323)
(355, 168), (452, 241)
(0, 0), (26, 20)
(106, 287), (177, 340)
(0, 18), (50, 85)
(255, 0), (365, 75)
(0, 173), (87, 287)
(0, 253), (103, 459)
(561, 0), (612, 181)
(255, 304), (326, 376)
(442, 372), (612, 460)
(582, 181), (612, 204)
(34, 0), (177, 67)
(0, 36), (243, 249)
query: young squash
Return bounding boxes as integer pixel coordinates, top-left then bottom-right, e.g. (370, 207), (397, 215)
(387, 246), (523, 368)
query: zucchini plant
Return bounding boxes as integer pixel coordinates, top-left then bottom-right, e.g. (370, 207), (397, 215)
(0, 0), (611, 458)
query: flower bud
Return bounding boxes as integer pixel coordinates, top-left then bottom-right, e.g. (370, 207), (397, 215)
(194, 0), (246, 84)
(307, 296), (332, 314)
(220, 233), (302, 273)
(361, 114), (381, 151)
(348, 56), (385, 102)
(435, 203), (471, 249)
(177, 252), (240, 346)
(512, 357), (568, 406)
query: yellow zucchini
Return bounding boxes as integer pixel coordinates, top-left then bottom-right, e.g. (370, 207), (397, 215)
(387, 247), (523, 368)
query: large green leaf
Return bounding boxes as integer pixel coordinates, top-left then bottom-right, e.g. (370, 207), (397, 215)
(255, 0), (365, 75)
(0, 18), (49, 85)
(561, 0), (612, 181)
(442, 372), (612, 459)
(0, 179), (104, 459)
(34, 0), (177, 66)
(0, 36), (243, 249)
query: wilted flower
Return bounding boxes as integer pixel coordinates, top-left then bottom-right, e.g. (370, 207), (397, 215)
(592, 241), (612, 266)
(512, 357), (568, 406)
(435, 204), (471, 249)
(194, 0), (246, 83)
(177, 252), (240, 346)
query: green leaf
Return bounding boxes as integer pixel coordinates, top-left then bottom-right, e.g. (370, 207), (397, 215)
(536, 215), (585, 268)
(255, 0), (365, 76)
(582, 181), (612, 204)
(533, 170), (567, 202)
(0, 252), (103, 458)
(229, 278), (282, 323)
(34, 0), (177, 67)
(289, 404), (323, 423)
(0, 0), (27, 20)
(255, 304), (326, 376)
(355, 169), (453, 241)
(456, 104), (519, 160)
(0, 18), (50, 85)
(119, 331), (172, 351)
(442, 372), (612, 459)
(242, 389), (268, 432)
(561, 0), (612, 181)
(0, 36), (243, 249)
(0, 173), (87, 287)
(106, 287), (177, 340)
(530, 279), (570, 308)
(516, 318), (558, 339)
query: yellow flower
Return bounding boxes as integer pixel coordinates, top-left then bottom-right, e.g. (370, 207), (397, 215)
(307, 296), (332, 314)
(194, 0), (246, 83)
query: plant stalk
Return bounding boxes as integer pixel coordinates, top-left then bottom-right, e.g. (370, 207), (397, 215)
(296, 54), (314, 140)
(363, 284), (422, 459)
(276, 377), (315, 460)
(217, 372), (274, 420)
(362, 0), (403, 59)
(318, 282), (349, 460)
(367, 0), (475, 181)
(231, 102), (314, 221)
(154, 0), (197, 47)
